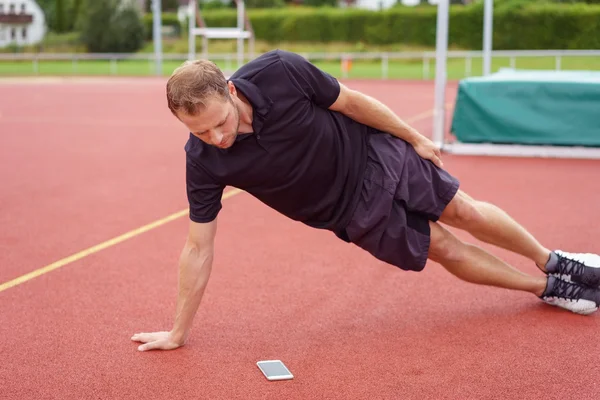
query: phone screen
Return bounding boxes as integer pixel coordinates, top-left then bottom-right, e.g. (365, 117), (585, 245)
(258, 360), (292, 379)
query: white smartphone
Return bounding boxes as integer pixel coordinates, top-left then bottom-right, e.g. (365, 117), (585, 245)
(256, 360), (294, 381)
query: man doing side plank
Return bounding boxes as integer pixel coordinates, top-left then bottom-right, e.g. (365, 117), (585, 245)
(131, 50), (600, 351)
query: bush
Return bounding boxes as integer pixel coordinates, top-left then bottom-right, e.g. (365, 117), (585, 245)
(195, 2), (600, 49)
(145, 0), (181, 12)
(142, 12), (182, 40)
(490, 2), (600, 49)
(138, 3), (600, 50)
(78, 0), (146, 53)
(37, 0), (83, 33)
(201, 0), (234, 9)
(302, 0), (338, 7)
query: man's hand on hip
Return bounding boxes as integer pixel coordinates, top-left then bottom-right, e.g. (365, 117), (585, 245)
(131, 330), (184, 352)
(412, 136), (443, 169)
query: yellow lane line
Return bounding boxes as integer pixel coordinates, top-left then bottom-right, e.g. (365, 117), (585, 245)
(0, 103), (449, 294)
(0, 188), (243, 293)
(405, 102), (453, 124)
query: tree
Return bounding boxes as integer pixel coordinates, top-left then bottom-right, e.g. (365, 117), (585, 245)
(78, 0), (146, 53)
(145, 0), (181, 12)
(55, 0), (66, 32)
(36, 0), (82, 33)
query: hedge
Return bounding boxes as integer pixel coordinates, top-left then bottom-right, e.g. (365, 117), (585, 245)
(143, 12), (182, 40)
(145, 3), (600, 50)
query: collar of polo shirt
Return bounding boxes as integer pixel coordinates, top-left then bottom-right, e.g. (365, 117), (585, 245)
(228, 78), (273, 143)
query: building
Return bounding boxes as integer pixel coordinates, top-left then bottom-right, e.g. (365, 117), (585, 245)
(0, 0), (46, 48)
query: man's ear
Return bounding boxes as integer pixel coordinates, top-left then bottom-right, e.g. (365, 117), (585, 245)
(227, 81), (236, 96)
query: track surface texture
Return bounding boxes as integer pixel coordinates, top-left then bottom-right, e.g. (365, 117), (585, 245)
(1, 77), (599, 400)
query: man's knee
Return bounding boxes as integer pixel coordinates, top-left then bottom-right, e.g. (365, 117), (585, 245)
(428, 222), (465, 264)
(440, 190), (485, 229)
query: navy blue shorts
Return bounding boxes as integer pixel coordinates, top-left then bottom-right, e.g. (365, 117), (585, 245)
(342, 132), (460, 272)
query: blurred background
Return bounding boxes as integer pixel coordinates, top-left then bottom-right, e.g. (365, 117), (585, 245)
(1, 0), (599, 80)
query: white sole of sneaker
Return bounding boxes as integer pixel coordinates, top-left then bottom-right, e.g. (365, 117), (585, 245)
(542, 297), (598, 315)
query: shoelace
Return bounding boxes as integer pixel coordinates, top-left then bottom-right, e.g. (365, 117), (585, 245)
(552, 279), (584, 301)
(557, 255), (586, 277)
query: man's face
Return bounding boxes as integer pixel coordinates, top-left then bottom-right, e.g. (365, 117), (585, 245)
(178, 95), (240, 149)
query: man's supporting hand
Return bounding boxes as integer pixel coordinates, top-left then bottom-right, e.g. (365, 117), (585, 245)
(131, 219), (218, 353)
(131, 331), (184, 352)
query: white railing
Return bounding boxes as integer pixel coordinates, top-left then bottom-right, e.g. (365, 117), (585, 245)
(1, 50), (599, 79)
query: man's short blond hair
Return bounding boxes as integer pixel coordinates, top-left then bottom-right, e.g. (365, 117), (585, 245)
(166, 59), (229, 116)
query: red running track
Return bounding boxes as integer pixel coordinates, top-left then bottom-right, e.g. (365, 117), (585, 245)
(1, 77), (600, 400)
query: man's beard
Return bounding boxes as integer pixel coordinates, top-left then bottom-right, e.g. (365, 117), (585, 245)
(228, 100), (241, 145)
(217, 100), (240, 149)
(234, 107), (241, 136)
(233, 103), (241, 135)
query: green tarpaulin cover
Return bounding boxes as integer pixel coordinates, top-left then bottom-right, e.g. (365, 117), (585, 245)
(451, 69), (600, 147)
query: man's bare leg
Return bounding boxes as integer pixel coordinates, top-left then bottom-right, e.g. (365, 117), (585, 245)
(428, 220), (600, 315)
(439, 190), (551, 271)
(427, 220), (547, 295)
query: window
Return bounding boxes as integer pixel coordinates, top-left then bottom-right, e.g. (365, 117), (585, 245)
(11, 28), (16, 40)
(9, 4), (15, 13)
(20, 4), (26, 13)
(22, 27), (27, 39)
(0, 4), (4, 13)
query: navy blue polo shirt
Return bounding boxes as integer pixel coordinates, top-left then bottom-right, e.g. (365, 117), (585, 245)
(184, 49), (375, 233)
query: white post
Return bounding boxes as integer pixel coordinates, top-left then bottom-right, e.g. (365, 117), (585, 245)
(152, 0), (162, 75)
(483, 0), (493, 76)
(237, 0), (245, 68)
(111, 58), (117, 75)
(382, 53), (388, 80)
(465, 55), (472, 77)
(202, 36), (208, 60)
(432, 0), (449, 148)
(188, 0), (196, 60)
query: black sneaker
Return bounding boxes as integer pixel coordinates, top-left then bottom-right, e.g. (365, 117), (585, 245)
(543, 250), (600, 288)
(540, 275), (600, 315)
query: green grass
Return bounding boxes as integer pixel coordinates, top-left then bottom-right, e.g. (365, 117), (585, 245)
(1, 55), (599, 80)
(3, 34), (598, 79)
(314, 56), (600, 79)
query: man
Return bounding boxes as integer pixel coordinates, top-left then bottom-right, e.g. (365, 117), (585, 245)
(131, 49), (600, 352)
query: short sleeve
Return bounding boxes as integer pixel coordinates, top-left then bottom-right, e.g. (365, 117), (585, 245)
(186, 157), (225, 223)
(277, 50), (341, 108)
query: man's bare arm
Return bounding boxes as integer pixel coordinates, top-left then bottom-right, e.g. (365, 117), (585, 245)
(131, 218), (217, 351)
(328, 83), (443, 168)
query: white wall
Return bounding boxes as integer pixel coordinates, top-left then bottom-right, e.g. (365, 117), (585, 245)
(0, 0), (46, 48)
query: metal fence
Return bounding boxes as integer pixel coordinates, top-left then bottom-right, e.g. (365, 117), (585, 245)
(1, 49), (599, 79)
